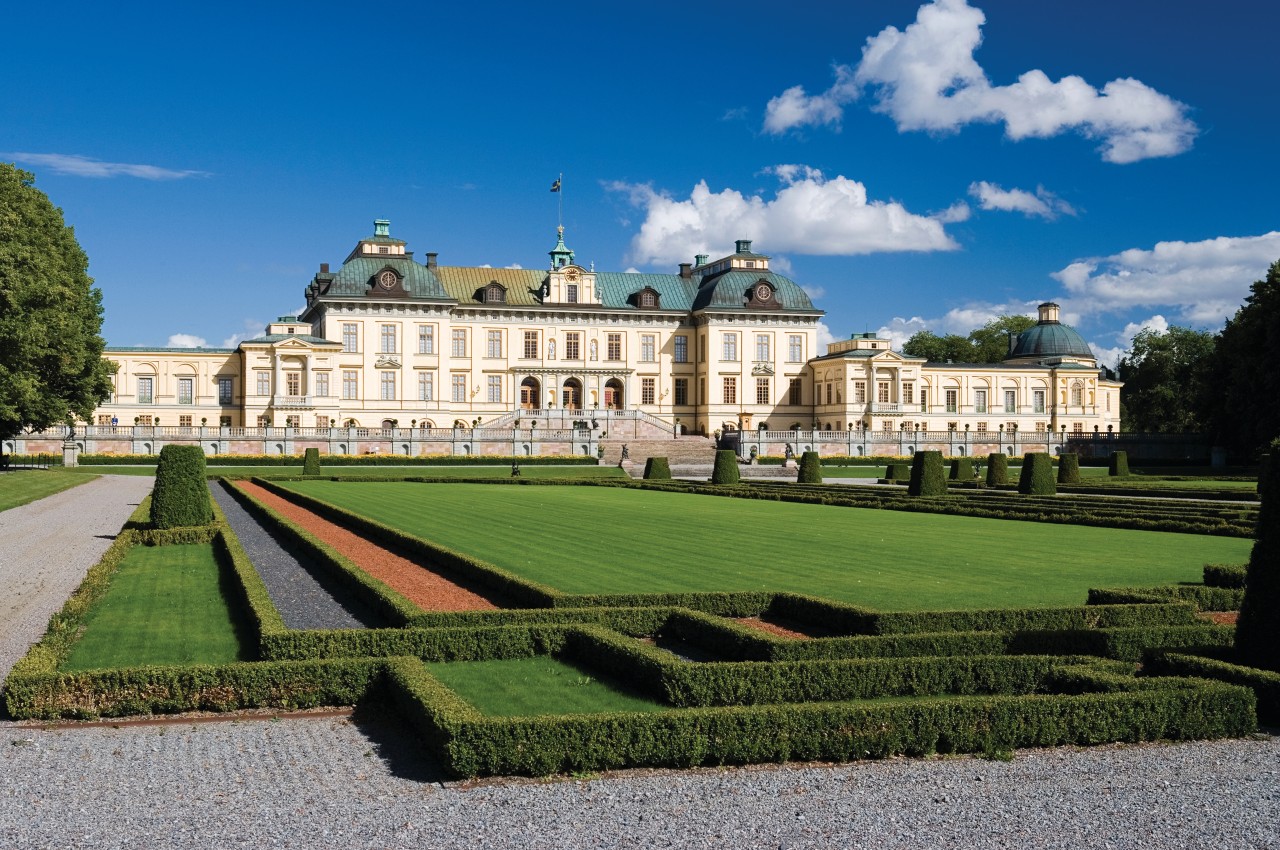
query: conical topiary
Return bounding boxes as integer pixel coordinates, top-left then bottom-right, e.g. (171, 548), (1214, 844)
(1236, 439), (1280, 670)
(885, 462), (911, 482)
(303, 447), (321, 475)
(986, 453), (1008, 486)
(949, 457), (975, 481)
(1109, 451), (1130, 477)
(1057, 452), (1081, 484)
(710, 449), (741, 485)
(1018, 453), (1057, 495)
(151, 444), (213, 529)
(797, 451), (822, 483)
(643, 456), (671, 480)
(908, 450), (946, 496)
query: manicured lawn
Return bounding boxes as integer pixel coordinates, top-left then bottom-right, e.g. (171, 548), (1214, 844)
(61, 544), (249, 671)
(425, 656), (668, 716)
(65, 464), (625, 480)
(281, 481), (1254, 611)
(0, 470), (95, 511)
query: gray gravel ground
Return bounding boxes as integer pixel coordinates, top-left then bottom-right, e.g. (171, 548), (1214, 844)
(0, 474), (153, 688)
(0, 713), (1276, 849)
(210, 482), (379, 630)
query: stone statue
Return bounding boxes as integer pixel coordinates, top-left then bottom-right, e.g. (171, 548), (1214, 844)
(784, 443), (795, 460)
(621, 444), (630, 460)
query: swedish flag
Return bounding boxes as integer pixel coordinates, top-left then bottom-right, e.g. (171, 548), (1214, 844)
(550, 178), (561, 192)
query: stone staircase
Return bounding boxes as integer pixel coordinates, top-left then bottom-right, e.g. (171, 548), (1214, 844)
(598, 437), (716, 470)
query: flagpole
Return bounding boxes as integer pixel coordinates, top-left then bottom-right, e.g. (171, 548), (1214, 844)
(558, 172), (563, 228)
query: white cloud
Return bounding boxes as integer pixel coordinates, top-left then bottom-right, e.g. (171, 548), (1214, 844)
(504, 263), (524, 270)
(623, 267), (641, 274)
(968, 181), (1075, 220)
(874, 299), (1041, 350)
(166, 333), (208, 348)
(1117, 315), (1169, 344)
(607, 166), (957, 267)
(764, 0), (1198, 163)
(816, 322), (836, 352)
(933, 201), (971, 224)
(770, 255), (795, 276)
(221, 318), (268, 349)
(1053, 232), (1280, 326)
(4, 152), (210, 179)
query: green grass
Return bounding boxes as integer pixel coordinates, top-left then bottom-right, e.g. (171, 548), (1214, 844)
(281, 481), (1253, 611)
(64, 465), (626, 480)
(425, 656), (668, 716)
(61, 544), (249, 671)
(0, 470), (96, 511)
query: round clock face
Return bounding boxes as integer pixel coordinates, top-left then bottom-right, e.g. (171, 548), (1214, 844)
(564, 268), (580, 282)
(378, 271), (397, 290)
(755, 284), (771, 301)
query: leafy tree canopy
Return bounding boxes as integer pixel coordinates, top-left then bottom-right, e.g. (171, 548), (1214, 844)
(0, 163), (114, 439)
(1204, 260), (1280, 457)
(1115, 326), (1215, 432)
(902, 314), (1038, 363)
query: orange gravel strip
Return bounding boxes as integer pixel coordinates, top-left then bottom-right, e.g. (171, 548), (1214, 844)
(734, 617), (811, 640)
(235, 481), (498, 611)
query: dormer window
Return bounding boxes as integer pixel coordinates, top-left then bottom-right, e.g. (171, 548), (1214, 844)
(636, 287), (661, 309)
(566, 283), (578, 303)
(378, 246), (388, 254)
(748, 280), (777, 308)
(485, 282), (507, 304)
(640, 291), (655, 307)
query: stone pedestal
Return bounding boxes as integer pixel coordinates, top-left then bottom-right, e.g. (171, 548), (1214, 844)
(784, 459), (797, 470)
(62, 440), (80, 468)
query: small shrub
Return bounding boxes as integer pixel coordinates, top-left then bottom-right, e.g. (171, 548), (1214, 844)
(986, 453), (1008, 486)
(1204, 564), (1247, 589)
(949, 457), (975, 481)
(302, 448), (321, 475)
(908, 451), (946, 497)
(885, 463), (911, 482)
(1018, 453), (1057, 495)
(1057, 453), (1081, 485)
(643, 457), (671, 480)
(1109, 451), (1130, 477)
(151, 445), (213, 529)
(1236, 438), (1280, 670)
(710, 450), (741, 485)
(798, 451), (823, 484)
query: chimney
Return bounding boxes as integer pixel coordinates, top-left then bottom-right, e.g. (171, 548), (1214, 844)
(694, 253), (709, 267)
(679, 262), (692, 278)
(319, 263), (329, 274)
(426, 252), (438, 270)
(735, 239), (752, 254)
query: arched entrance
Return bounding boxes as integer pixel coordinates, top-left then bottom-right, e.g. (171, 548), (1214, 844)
(562, 378), (583, 410)
(603, 378), (624, 410)
(520, 377), (541, 410)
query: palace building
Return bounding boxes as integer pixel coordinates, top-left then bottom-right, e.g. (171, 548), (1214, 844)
(70, 220), (1121, 458)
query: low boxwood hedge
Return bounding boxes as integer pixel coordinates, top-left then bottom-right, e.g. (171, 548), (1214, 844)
(1204, 563), (1247, 588)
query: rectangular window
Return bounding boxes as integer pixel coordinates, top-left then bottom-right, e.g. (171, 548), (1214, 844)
(700, 377), (706, 405)
(316, 415), (330, 429)
(903, 383), (914, 405)
(1070, 383), (1084, 407)
(342, 370), (358, 400)
(342, 323), (358, 353)
(877, 382), (890, 404)
(418, 372), (434, 401)
(975, 389), (987, 414)
(315, 373), (329, 397)
(787, 335), (803, 363)
(674, 335), (688, 363)
(452, 329), (467, 357)
(698, 335), (706, 363)
(853, 381), (866, 404)
(177, 377), (193, 405)
(722, 333), (738, 361)
(566, 283), (578, 303)
(756, 334), (770, 362)
(756, 377), (770, 405)
(486, 330), (502, 359)
(825, 383), (832, 405)
(257, 415), (270, 428)
(179, 415), (192, 428)
(1033, 389), (1046, 414)
(418, 324), (435, 354)
(945, 389), (958, 413)
(641, 377), (656, 405)
(1004, 389), (1016, 413)
(451, 375), (466, 403)
(674, 377), (688, 406)
(256, 373), (270, 396)
(285, 415), (299, 429)
(1072, 422), (1084, 434)
(640, 334), (655, 362)
(286, 372), (301, 397)
(789, 378), (802, 405)
(1036, 421), (1047, 432)
(380, 371), (395, 401)
(565, 332), (580, 360)
(723, 377), (737, 404)
(380, 324), (397, 354)
(606, 333), (622, 361)
(219, 415), (232, 427)
(487, 375), (502, 403)
(523, 330), (539, 359)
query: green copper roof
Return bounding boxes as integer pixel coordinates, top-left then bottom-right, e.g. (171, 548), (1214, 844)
(238, 333), (339, 346)
(319, 255), (450, 299)
(1008, 321), (1094, 360)
(691, 270), (818, 312)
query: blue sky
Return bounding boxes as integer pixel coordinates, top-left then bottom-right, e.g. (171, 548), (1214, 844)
(4, 0), (1277, 367)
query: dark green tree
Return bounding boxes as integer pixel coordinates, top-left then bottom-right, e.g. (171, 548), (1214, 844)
(902, 315), (1038, 364)
(1115, 326), (1214, 432)
(1203, 261), (1280, 457)
(1235, 438), (1280, 670)
(901, 331), (975, 363)
(0, 163), (114, 439)
(797, 451), (822, 483)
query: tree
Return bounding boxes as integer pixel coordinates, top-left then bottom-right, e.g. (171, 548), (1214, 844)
(1115, 326), (1214, 432)
(1202, 261), (1280, 457)
(1235, 438), (1280, 670)
(0, 163), (114, 439)
(901, 314), (1037, 363)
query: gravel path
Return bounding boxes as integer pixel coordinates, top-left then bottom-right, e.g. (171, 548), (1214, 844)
(0, 474), (152, 689)
(0, 713), (1275, 849)
(210, 482), (380, 630)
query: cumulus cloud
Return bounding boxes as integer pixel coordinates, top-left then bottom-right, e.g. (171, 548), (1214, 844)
(4, 152), (210, 179)
(607, 166), (958, 267)
(874, 299), (1041, 350)
(1053, 232), (1280, 326)
(167, 333), (208, 348)
(220, 318), (269, 349)
(816, 322), (836, 352)
(933, 201), (971, 224)
(764, 0), (1198, 163)
(968, 181), (1075, 220)
(1088, 315), (1170, 371)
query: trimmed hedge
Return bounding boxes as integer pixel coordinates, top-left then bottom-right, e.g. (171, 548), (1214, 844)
(885, 462), (911, 482)
(1087, 585), (1245, 612)
(908, 451), (946, 497)
(151, 445), (213, 528)
(797, 451), (822, 484)
(1236, 438), (1280, 670)
(1109, 451), (1130, 477)
(986, 453), (1008, 486)
(78, 453), (599, 467)
(949, 457), (975, 481)
(1057, 453), (1081, 485)
(1146, 649), (1280, 725)
(303, 447), (321, 475)
(643, 457), (671, 480)
(710, 450), (741, 485)
(1204, 563), (1247, 589)
(1018, 453), (1057, 495)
